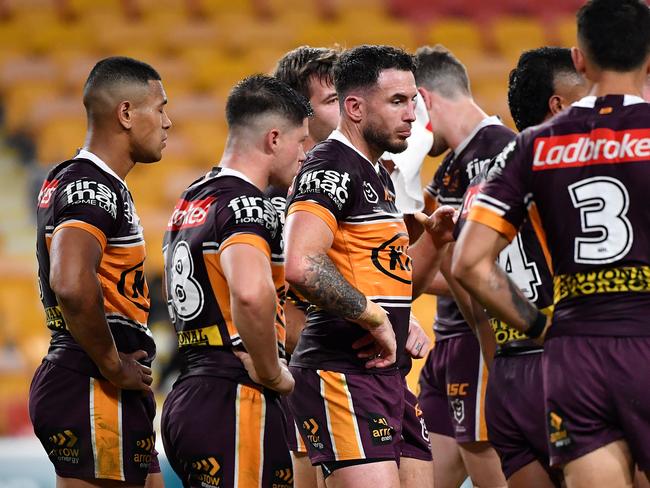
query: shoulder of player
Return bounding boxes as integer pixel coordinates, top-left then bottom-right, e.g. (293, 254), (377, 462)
(474, 124), (517, 152)
(51, 158), (118, 188)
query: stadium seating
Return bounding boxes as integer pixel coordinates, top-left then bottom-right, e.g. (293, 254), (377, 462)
(0, 0), (588, 437)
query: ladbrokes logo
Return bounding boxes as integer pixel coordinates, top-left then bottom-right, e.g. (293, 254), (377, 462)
(48, 429), (80, 464)
(168, 197), (215, 231)
(533, 128), (650, 170)
(228, 196), (279, 237)
(371, 233), (412, 285)
(300, 417), (325, 451)
(63, 179), (118, 218)
(297, 169), (351, 210)
(191, 456), (222, 488)
(459, 183), (484, 220)
(368, 414), (393, 445)
(38, 179), (59, 208)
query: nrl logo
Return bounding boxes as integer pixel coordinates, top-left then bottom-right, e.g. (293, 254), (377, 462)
(451, 398), (465, 424)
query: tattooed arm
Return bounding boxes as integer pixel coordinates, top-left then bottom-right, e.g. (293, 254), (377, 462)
(452, 220), (546, 336)
(284, 210), (396, 368)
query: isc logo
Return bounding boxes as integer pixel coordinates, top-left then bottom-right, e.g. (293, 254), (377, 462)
(447, 383), (469, 396)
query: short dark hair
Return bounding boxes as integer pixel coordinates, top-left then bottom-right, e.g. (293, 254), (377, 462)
(333, 45), (416, 100)
(274, 46), (340, 99)
(225, 74), (312, 129)
(508, 47), (578, 131)
(83, 56), (161, 109)
(577, 0), (650, 71)
(414, 45), (470, 97)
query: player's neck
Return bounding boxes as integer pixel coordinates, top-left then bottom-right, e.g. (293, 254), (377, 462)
(444, 99), (489, 152)
(338, 123), (382, 163)
(83, 136), (134, 181)
(587, 70), (645, 99)
(219, 146), (269, 191)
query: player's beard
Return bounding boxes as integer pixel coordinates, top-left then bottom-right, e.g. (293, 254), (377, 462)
(363, 120), (408, 155)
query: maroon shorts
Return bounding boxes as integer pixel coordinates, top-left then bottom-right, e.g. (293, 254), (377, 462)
(418, 334), (489, 442)
(161, 375), (292, 488)
(400, 379), (432, 461)
(288, 367), (404, 465)
(280, 396), (308, 454)
(486, 352), (561, 484)
(543, 336), (650, 470)
(29, 359), (157, 484)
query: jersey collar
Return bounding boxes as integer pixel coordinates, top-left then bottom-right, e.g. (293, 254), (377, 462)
(76, 149), (128, 189)
(328, 129), (380, 173)
(454, 115), (503, 157)
(216, 167), (255, 186)
(572, 94), (646, 108)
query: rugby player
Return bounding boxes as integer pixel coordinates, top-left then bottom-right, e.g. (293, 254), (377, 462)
(29, 56), (171, 487)
(160, 75), (310, 488)
(273, 45), (340, 488)
(275, 45), (435, 488)
(453, 0), (650, 486)
(415, 45), (510, 488)
(451, 47), (586, 488)
(284, 44), (455, 488)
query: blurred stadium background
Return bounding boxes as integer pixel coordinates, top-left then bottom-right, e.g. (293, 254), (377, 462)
(0, 0), (584, 485)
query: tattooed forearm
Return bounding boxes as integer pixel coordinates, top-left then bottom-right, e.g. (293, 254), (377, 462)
(506, 272), (538, 328)
(291, 252), (367, 319)
(482, 263), (537, 333)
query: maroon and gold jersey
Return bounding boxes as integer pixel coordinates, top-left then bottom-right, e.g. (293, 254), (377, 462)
(163, 167), (286, 381)
(424, 118), (516, 339)
(286, 131), (412, 374)
(36, 150), (154, 377)
(455, 164), (553, 355)
(471, 95), (650, 337)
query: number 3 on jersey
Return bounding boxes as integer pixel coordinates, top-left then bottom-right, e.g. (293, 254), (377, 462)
(166, 241), (205, 322)
(569, 176), (633, 265)
(497, 235), (542, 302)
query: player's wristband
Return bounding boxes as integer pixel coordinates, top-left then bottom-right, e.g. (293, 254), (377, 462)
(526, 310), (547, 339)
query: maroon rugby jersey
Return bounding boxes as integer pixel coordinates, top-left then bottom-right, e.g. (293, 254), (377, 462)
(163, 167), (286, 381)
(424, 117), (515, 339)
(286, 130), (412, 374)
(455, 164), (553, 355)
(36, 149), (155, 377)
(470, 95), (650, 337)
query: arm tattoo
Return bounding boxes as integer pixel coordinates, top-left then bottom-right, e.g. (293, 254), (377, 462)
(291, 252), (366, 319)
(486, 263), (537, 331)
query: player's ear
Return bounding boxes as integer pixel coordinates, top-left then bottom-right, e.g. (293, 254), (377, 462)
(342, 95), (363, 123)
(418, 87), (432, 109)
(571, 47), (586, 76)
(548, 94), (563, 116)
(117, 100), (133, 129)
(264, 128), (281, 154)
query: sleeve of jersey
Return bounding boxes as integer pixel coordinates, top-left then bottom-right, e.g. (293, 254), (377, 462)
(219, 197), (274, 261)
(50, 171), (119, 251)
(467, 137), (531, 242)
(286, 160), (352, 236)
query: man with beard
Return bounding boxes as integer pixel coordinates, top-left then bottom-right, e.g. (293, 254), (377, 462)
(284, 45), (455, 488)
(275, 45), (435, 488)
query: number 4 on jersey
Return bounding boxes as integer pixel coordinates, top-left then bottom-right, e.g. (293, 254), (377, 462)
(497, 234), (542, 302)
